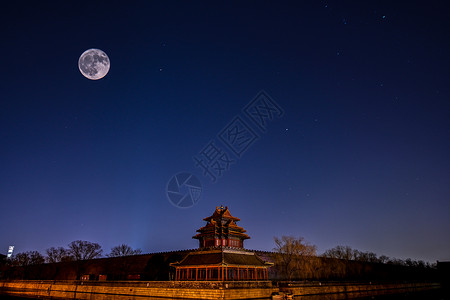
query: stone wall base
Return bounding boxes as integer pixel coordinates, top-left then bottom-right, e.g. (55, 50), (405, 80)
(0, 280), (274, 300)
(0, 280), (441, 300)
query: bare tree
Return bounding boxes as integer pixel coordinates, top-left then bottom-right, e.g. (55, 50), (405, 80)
(67, 240), (102, 260)
(107, 244), (142, 257)
(46, 247), (73, 263)
(323, 246), (380, 263)
(272, 236), (317, 280)
(404, 258), (415, 267)
(354, 250), (379, 263)
(12, 253), (29, 267)
(12, 251), (45, 266)
(416, 260), (426, 268)
(387, 258), (406, 266)
(29, 251), (45, 265)
(322, 245), (355, 260)
(378, 255), (390, 264)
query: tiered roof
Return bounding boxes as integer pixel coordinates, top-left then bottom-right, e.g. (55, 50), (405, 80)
(170, 206), (273, 279)
(193, 205), (250, 248)
(173, 248), (270, 267)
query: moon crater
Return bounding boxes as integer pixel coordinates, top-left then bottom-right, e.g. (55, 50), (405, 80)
(78, 48), (110, 80)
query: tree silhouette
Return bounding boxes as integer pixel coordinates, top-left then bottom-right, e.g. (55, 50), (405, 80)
(107, 244), (142, 257)
(12, 251), (45, 266)
(272, 236), (317, 280)
(322, 245), (356, 260)
(67, 240), (102, 260)
(46, 247), (73, 263)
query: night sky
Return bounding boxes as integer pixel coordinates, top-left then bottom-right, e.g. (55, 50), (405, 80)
(1, 1), (449, 263)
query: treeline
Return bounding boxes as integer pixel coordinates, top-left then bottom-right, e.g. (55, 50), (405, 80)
(322, 245), (436, 268)
(4, 241), (142, 267)
(272, 236), (437, 281)
(1, 237), (439, 282)
(0, 251), (185, 281)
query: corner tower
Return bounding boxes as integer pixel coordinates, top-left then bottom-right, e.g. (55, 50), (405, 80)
(193, 205), (250, 249)
(171, 206), (273, 281)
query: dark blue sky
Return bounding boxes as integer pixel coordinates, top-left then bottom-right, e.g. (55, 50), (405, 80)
(1, 1), (449, 263)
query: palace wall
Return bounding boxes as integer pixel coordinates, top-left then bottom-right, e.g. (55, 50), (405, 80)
(0, 250), (191, 281)
(0, 249), (439, 282)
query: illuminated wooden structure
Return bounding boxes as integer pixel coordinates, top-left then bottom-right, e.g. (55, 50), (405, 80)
(171, 206), (272, 281)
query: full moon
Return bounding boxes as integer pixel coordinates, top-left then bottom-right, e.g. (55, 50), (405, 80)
(78, 48), (110, 80)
